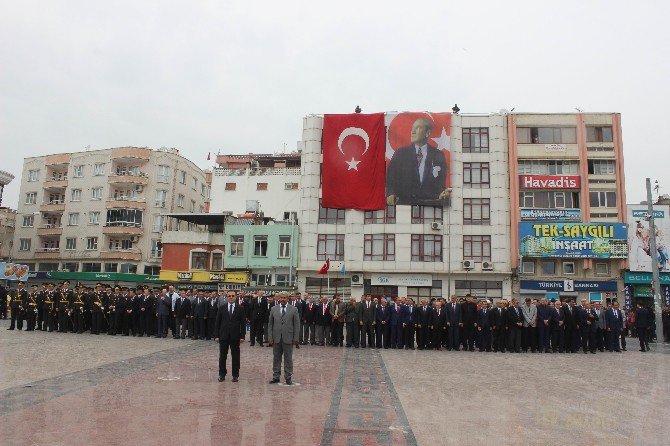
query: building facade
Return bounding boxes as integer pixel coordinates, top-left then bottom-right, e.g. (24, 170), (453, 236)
(209, 153), (301, 221)
(296, 113), (512, 300)
(12, 147), (208, 275)
(508, 113), (627, 302)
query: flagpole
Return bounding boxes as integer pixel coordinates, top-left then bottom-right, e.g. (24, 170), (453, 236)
(327, 271), (330, 295)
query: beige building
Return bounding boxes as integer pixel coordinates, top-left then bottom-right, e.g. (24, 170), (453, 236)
(12, 147), (209, 275)
(0, 207), (16, 261)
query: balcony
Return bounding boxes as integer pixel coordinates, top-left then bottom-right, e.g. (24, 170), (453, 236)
(35, 248), (61, 259)
(44, 176), (68, 190)
(40, 201), (65, 213)
(106, 196), (146, 209)
(45, 153), (71, 166)
(103, 225), (143, 236)
(108, 172), (148, 186)
(101, 248), (142, 261)
(111, 147), (151, 161)
(37, 224), (63, 236)
(214, 167), (302, 177)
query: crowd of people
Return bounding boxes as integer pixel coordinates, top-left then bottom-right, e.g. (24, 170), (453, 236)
(2, 280), (669, 354)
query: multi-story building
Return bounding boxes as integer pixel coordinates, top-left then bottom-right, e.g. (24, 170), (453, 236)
(297, 112), (512, 300)
(12, 147), (208, 277)
(0, 207), (16, 261)
(209, 153), (301, 221)
(508, 113), (627, 302)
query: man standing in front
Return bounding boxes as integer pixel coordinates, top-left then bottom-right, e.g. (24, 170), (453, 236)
(268, 292), (300, 385)
(446, 295), (462, 351)
(215, 291), (246, 382)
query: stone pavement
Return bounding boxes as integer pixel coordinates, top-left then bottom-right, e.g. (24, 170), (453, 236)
(1, 318), (669, 446)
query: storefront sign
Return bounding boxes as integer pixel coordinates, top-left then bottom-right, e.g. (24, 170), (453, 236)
(520, 209), (581, 222)
(1, 262), (30, 281)
(519, 175), (580, 189)
(628, 205), (670, 272)
(624, 272), (670, 285)
(177, 272), (193, 280)
(545, 144), (567, 152)
(371, 273), (432, 287)
(160, 270), (249, 284)
(519, 222), (628, 258)
(632, 210), (664, 219)
(624, 285), (631, 312)
(218, 283), (244, 292)
(520, 280), (617, 292)
(46, 272), (161, 283)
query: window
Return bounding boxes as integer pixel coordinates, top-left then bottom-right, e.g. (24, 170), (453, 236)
(68, 213), (79, 226)
(586, 126), (613, 143)
(178, 170), (186, 184)
(155, 190), (167, 207)
(318, 202), (345, 224)
(82, 263), (102, 272)
(411, 234), (443, 262)
(588, 160), (615, 175)
(91, 187), (102, 200)
(516, 127), (577, 144)
(152, 215), (166, 232)
(305, 277), (350, 295)
(518, 160), (579, 175)
(278, 235), (291, 258)
(317, 234), (344, 261)
(463, 162), (490, 188)
(22, 215), (34, 227)
(44, 215), (60, 228)
(190, 200), (196, 213)
(554, 192), (566, 208)
(455, 280), (503, 298)
(73, 165), (84, 178)
(257, 182), (268, 191)
(541, 261), (556, 275)
(86, 237), (98, 250)
(589, 191), (617, 208)
(211, 252), (223, 271)
(463, 235), (491, 262)
(144, 265), (161, 275)
(364, 234), (395, 261)
(230, 235), (244, 256)
(191, 252), (208, 270)
(19, 239), (31, 251)
(119, 263), (137, 274)
(411, 205), (443, 223)
(364, 205), (396, 224)
(191, 177), (198, 190)
(595, 262), (610, 276)
(462, 128), (489, 153)
(563, 262), (575, 275)
(521, 261), (535, 274)
(38, 263), (59, 272)
(285, 182), (299, 190)
(521, 191), (535, 208)
(177, 194), (184, 208)
(108, 239), (133, 250)
(253, 235), (268, 256)
(276, 274), (295, 287)
(519, 191), (580, 209)
(71, 189), (81, 201)
(41, 238), (59, 250)
(150, 240), (162, 258)
(463, 198), (490, 225)
(25, 192), (37, 204)
(89, 211), (100, 225)
(93, 163), (105, 176)
(62, 262), (79, 272)
(225, 183), (236, 191)
(157, 165), (170, 183)
(407, 281), (443, 300)
(283, 211), (298, 222)
(28, 169), (40, 182)
(251, 273), (272, 286)
(65, 238), (77, 250)
(48, 193), (64, 204)
(106, 209), (142, 227)
(105, 263), (118, 273)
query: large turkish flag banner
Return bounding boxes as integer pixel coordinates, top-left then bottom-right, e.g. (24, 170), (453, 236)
(321, 113), (386, 210)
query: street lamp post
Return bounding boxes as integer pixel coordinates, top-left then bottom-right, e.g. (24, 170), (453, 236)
(446, 189), (453, 297)
(645, 178), (665, 344)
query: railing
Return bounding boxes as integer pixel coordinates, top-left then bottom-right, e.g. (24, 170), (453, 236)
(36, 247), (60, 253)
(110, 170), (147, 177)
(108, 195), (146, 202)
(150, 250), (163, 258)
(43, 200), (65, 205)
(106, 247), (141, 253)
(105, 222), (143, 228)
(214, 167), (301, 177)
(39, 224), (63, 229)
(47, 176), (68, 181)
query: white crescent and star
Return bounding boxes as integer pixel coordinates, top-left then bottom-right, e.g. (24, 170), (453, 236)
(338, 127), (369, 171)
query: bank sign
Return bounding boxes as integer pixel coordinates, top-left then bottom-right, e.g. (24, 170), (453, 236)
(520, 209), (581, 222)
(519, 223), (628, 258)
(520, 280), (617, 292)
(519, 175), (580, 189)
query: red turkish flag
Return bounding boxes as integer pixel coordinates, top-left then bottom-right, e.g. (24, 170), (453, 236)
(317, 259), (330, 275)
(322, 113), (386, 210)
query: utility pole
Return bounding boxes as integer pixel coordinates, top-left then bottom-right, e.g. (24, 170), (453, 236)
(645, 178), (665, 344)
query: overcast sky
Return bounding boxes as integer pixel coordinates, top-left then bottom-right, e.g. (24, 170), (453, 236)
(1, 1), (667, 208)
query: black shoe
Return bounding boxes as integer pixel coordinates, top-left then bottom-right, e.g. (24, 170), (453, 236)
(7, 328), (13, 330)
(232, 377), (239, 382)
(296, 345), (300, 349)
(218, 376), (225, 382)
(285, 379), (292, 385)
(640, 348), (646, 352)
(269, 378), (280, 384)
(250, 343), (255, 346)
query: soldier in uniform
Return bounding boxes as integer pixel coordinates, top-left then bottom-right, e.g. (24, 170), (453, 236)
(57, 281), (73, 333)
(0, 284), (7, 319)
(90, 283), (106, 335)
(35, 284), (46, 331)
(44, 283), (57, 332)
(122, 287), (134, 336)
(131, 287), (142, 336)
(24, 284), (39, 331)
(107, 286), (121, 335)
(8, 281), (27, 330)
(137, 287), (152, 337)
(72, 285), (86, 334)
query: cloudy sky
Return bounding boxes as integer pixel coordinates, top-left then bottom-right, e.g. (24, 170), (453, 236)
(1, 0), (667, 208)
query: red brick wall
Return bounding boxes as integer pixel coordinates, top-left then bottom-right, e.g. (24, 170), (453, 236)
(161, 243), (226, 271)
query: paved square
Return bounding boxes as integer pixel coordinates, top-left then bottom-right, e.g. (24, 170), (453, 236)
(1, 318), (668, 445)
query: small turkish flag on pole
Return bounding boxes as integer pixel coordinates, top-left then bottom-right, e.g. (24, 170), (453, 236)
(322, 113), (386, 210)
(317, 259), (330, 275)
(207, 152), (211, 161)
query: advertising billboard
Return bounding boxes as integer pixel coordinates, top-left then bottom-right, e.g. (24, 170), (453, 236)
(385, 112), (451, 206)
(520, 209), (581, 222)
(627, 205), (670, 272)
(1, 262), (30, 281)
(519, 175), (580, 189)
(519, 222), (628, 258)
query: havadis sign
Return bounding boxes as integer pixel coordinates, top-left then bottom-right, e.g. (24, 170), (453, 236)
(520, 175), (580, 189)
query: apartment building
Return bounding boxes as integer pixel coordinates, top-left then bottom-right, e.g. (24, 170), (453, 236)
(13, 147), (208, 276)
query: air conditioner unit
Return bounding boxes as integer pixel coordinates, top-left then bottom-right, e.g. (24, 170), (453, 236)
(431, 222), (443, 231)
(482, 261), (494, 271)
(157, 202), (166, 208)
(462, 260), (474, 270)
(135, 185), (144, 192)
(350, 274), (363, 286)
(130, 236), (139, 243)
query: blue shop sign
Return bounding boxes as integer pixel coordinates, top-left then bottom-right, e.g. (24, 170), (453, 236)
(520, 280), (617, 292)
(624, 271), (670, 285)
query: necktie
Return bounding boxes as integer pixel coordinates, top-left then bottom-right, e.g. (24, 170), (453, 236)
(416, 148), (423, 164)
(229, 304), (233, 314)
(410, 307), (412, 314)
(282, 305), (285, 316)
(438, 309), (441, 316)
(367, 302), (370, 309)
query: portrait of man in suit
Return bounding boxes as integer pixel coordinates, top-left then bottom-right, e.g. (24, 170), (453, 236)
(386, 117), (450, 206)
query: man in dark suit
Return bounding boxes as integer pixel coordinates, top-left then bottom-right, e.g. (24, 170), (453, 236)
(578, 302), (598, 354)
(536, 298), (552, 353)
(344, 297), (359, 348)
(461, 296), (478, 351)
(8, 281), (27, 330)
(302, 295), (317, 345)
(155, 288), (171, 338)
(315, 296), (332, 346)
(328, 294), (345, 347)
(562, 300), (578, 353)
(491, 300), (507, 352)
(605, 301), (623, 352)
(207, 293), (219, 340)
(357, 295), (376, 348)
(550, 301), (565, 353)
(476, 301), (492, 352)
(401, 298), (417, 349)
(248, 290), (267, 346)
(386, 117), (449, 206)
(416, 299), (432, 350)
(506, 299), (523, 353)
(431, 300), (446, 350)
(389, 299), (403, 349)
(376, 298), (391, 348)
(193, 290), (209, 340)
(445, 296), (462, 351)
(634, 303), (652, 352)
(174, 293), (191, 339)
(215, 292), (246, 382)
